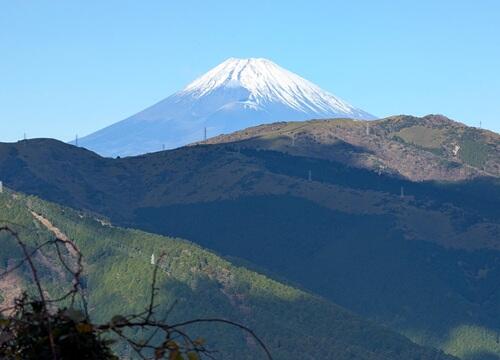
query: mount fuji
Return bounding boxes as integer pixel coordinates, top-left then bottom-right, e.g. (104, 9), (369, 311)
(77, 58), (375, 157)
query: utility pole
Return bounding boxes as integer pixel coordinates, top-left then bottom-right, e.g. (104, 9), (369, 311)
(23, 133), (26, 141)
(204, 127), (207, 141)
(308, 169), (312, 181)
(75, 134), (79, 147)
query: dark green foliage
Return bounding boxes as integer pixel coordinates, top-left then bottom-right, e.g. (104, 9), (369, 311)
(0, 192), (455, 360)
(0, 120), (498, 359)
(0, 298), (117, 360)
(134, 195), (500, 336)
(459, 134), (489, 168)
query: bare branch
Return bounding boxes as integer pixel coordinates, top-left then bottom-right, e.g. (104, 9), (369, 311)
(0, 223), (273, 360)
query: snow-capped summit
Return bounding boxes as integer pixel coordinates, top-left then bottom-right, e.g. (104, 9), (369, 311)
(182, 58), (370, 117)
(77, 58), (375, 157)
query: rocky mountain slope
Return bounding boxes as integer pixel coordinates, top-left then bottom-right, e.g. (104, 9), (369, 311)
(198, 114), (500, 181)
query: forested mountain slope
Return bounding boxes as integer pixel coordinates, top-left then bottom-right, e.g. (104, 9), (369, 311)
(0, 190), (455, 360)
(0, 115), (499, 359)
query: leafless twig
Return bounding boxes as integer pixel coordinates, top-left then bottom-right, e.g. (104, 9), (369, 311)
(0, 223), (273, 359)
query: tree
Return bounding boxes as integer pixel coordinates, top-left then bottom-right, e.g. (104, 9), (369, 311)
(0, 226), (272, 360)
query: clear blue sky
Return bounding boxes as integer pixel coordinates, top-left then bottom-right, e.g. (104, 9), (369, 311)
(1, 0), (499, 142)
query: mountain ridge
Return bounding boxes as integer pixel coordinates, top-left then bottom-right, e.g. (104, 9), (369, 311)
(76, 58), (375, 157)
(1, 115), (499, 359)
(196, 114), (499, 181)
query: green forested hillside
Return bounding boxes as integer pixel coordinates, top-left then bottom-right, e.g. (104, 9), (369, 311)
(0, 115), (499, 359)
(0, 190), (455, 359)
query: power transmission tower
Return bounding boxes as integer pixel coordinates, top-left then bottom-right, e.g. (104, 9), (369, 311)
(121, 342), (132, 360)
